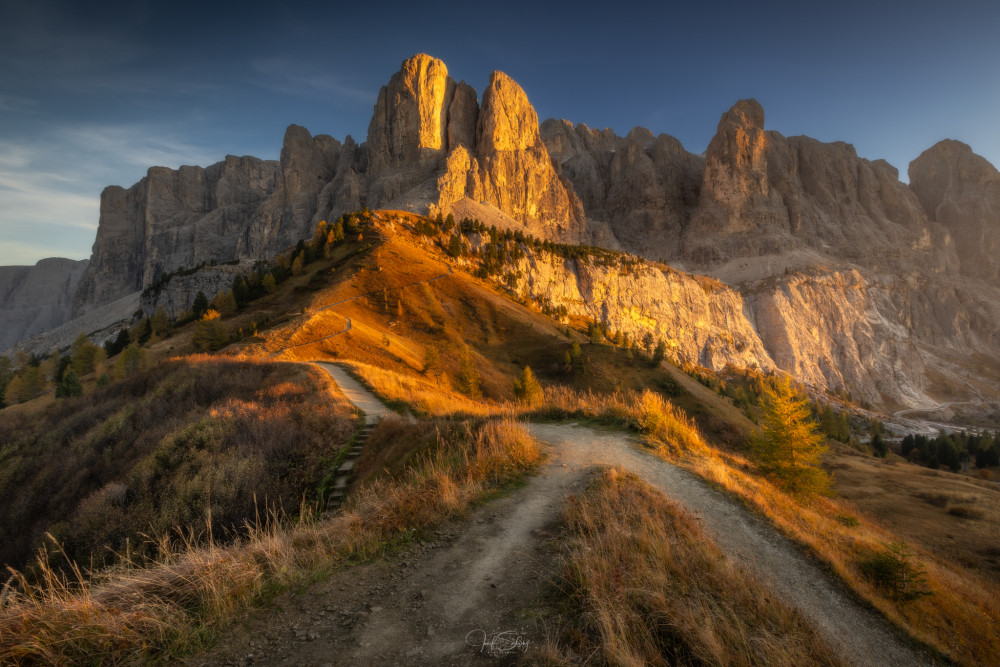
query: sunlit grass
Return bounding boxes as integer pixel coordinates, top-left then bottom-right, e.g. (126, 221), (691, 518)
(530, 468), (844, 666)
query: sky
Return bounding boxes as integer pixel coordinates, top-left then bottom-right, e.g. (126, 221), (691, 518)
(1, 0), (998, 266)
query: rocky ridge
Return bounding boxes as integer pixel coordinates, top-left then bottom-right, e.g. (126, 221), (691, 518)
(0, 258), (89, 351)
(4, 54), (1000, 409)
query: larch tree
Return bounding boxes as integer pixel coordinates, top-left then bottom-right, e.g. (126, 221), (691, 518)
(752, 376), (831, 497)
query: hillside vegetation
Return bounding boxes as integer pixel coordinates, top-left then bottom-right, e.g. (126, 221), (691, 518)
(0, 357), (357, 574)
(2, 210), (999, 665)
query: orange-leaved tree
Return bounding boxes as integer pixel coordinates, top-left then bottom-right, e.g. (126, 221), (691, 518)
(752, 376), (830, 497)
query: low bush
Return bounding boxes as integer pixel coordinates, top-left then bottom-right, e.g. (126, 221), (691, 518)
(857, 542), (932, 602)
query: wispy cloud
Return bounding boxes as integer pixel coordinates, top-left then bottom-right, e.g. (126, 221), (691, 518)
(54, 124), (219, 173)
(0, 121), (221, 265)
(249, 56), (374, 103)
(0, 94), (39, 113)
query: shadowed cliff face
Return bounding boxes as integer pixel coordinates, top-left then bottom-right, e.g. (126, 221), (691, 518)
(8, 54), (1000, 408)
(0, 258), (88, 350)
(909, 139), (1000, 282)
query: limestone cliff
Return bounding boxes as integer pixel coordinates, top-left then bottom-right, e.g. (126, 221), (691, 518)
(7, 54), (1000, 411)
(909, 140), (1000, 281)
(541, 119), (703, 259)
(507, 248), (774, 373)
(435, 71), (585, 242)
(0, 258), (88, 351)
(73, 125), (350, 317)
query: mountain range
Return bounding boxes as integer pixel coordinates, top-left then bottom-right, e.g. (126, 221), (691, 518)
(3, 53), (999, 411)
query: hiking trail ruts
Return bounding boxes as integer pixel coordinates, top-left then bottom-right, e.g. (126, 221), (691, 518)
(190, 365), (931, 666)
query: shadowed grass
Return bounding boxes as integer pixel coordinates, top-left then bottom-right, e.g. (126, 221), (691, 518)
(0, 418), (541, 664)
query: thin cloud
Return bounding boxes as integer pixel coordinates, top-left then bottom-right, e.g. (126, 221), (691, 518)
(249, 56), (374, 103)
(0, 94), (39, 112)
(0, 121), (222, 265)
(54, 124), (219, 173)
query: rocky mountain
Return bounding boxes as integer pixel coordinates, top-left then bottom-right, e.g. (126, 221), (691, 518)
(909, 139), (1000, 282)
(65, 54), (588, 323)
(0, 258), (88, 351)
(4, 53), (1000, 411)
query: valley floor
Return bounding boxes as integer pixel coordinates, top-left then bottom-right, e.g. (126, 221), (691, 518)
(190, 364), (930, 666)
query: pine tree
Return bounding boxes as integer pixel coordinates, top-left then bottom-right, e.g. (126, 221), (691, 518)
(513, 365), (543, 406)
(192, 291), (209, 318)
(150, 305), (172, 338)
(262, 272), (277, 293)
(872, 433), (888, 458)
(752, 376), (830, 496)
(114, 343), (149, 379)
(651, 339), (667, 367)
(55, 369), (83, 398)
(448, 233), (463, 257)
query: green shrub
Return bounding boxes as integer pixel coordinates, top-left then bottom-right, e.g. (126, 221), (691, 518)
(857, 542), (931, 601)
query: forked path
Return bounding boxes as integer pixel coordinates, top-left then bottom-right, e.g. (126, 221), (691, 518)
(195, 366), (929, 666)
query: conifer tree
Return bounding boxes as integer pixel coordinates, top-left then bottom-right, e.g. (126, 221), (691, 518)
(56, 369), (83, 398)
(513, 365), (543, 406)
(457, 347), (481, 398)
(752, 376), (830, 497)
(150, 306), (172, 338)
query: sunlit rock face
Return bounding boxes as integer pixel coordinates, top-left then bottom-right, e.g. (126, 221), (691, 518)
(440, 71), (586, 242)
(366, 54), (455, 204)
(910, 139), (1000, 282)
(8, 54), (1000, 411)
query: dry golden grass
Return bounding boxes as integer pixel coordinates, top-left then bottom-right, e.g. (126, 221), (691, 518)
(0, 417), (540, 664)
(531, 468), (844, 667)
(830, 450), (1000, 584)
(645, 436), (1000, 665)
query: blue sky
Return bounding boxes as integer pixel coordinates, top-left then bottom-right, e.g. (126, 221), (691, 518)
(2, 0), (998, 265)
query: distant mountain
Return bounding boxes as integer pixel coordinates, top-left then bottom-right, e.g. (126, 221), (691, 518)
(3, 53), (999, 411)
(0, 258), (88, 350)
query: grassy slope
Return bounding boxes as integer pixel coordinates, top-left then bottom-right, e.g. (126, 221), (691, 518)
(0, 357), (358, 573)
(242, 212), (1000, 664)
(3, 210), (999, 663)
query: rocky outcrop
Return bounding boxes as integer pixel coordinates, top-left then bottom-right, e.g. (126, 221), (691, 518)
(362, 57), (587, 242)
(0, 258), (88, 351)
(541, 120), (703, 259)
(909, 140), (1000, 281)
(507, 248), (775, 374)
(439, 71), (585, 242)
(73, 126), (350, 317)
(366, 54), (455, 204)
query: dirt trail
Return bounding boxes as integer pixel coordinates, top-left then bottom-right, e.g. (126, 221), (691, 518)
(192, 369), (930, 666)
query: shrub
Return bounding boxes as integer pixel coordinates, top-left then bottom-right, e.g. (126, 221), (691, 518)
(857, 542), (931, 601)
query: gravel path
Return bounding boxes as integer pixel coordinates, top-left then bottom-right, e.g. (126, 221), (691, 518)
(528, 423), (930, 667)
(314, 362), (393, 422)
(191, 368), (931, 666)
